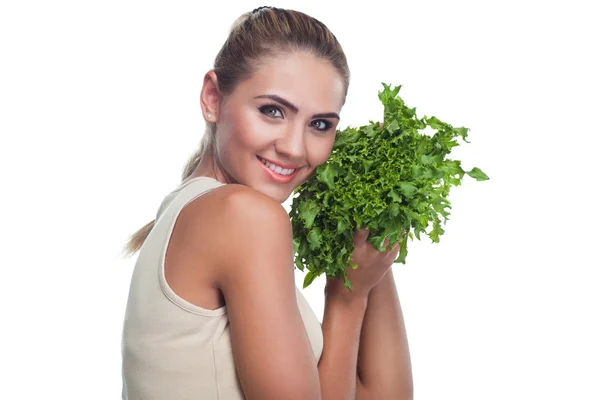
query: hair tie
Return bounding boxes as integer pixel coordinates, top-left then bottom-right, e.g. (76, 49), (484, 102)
(251, 6), (271, 14)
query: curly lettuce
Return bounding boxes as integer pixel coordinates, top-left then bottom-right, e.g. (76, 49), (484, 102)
(289, 83), (489, 292)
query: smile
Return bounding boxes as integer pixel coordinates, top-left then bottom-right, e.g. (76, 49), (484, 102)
(256, 155), (301, 183)
(257, 156), (297, 175)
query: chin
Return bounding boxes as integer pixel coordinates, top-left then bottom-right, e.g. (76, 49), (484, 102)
(269, 188), (293, 204)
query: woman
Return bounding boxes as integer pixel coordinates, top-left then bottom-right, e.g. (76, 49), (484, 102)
(121, 6), (413, 399)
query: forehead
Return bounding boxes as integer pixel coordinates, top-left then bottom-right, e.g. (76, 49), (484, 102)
(235, 52), (345, 113)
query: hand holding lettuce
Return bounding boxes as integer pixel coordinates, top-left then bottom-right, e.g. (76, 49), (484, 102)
(289, 83), (489, 292)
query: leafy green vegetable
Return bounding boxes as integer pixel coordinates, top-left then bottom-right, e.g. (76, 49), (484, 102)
(289, 83), (489, 292)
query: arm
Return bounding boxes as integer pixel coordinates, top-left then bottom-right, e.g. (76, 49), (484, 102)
(318, 289), (368, 400)
(215, 186), (371, 399)
(357, 268), (414, 399)
(215, 188), (322, 399)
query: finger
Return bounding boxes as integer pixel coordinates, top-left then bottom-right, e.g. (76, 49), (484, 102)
(385, 243), (400, 259)
(354, 228), (369, 244)
(385, 242), (399, 255)
(383, 235), (390, 247)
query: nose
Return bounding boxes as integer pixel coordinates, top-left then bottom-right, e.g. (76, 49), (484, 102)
(274, 122), (306, 165)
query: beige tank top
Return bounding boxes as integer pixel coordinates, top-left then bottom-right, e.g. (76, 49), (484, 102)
(121, 177), (323, 399)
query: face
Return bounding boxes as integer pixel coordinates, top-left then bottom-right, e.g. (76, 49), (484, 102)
(199, 51), (346, 203)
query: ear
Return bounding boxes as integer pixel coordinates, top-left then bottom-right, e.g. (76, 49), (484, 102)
(200, 70), (221, 122)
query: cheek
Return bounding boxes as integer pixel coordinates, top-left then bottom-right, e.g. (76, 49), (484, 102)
(307, 136), (335, 165)
(217, 107), (253, 150)
(228, 106), (268, 146)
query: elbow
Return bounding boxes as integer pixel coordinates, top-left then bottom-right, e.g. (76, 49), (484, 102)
(396, 368), (414, 400)
(385, 388), (413, 400)
(368, 382), (413, 400)
(398, 378), (414, 400)
(386, 381), (414, 400)
(397, 381), (414, 400)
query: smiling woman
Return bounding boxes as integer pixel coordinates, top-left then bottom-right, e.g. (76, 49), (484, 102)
(120, 6), (355, 400)
(120, 6), (411, 400)
(189, 50), (345, 201)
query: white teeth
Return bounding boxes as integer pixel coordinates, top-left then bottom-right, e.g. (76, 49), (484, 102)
(258, 157), (295, 176)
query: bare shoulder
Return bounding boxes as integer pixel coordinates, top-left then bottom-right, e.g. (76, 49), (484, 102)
(194, 182), (282, 216)
(204, 185), (321, 398)
(193, 183), (289, 244)
(208, 183), (292, 283)
(174, 183), (287, 277)
(216, 183), (286, 218)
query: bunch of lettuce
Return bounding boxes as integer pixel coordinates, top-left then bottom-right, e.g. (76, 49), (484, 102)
(289, 83), (489, 292)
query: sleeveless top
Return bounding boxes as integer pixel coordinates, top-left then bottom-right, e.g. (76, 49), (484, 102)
(121, 177), (324, 399)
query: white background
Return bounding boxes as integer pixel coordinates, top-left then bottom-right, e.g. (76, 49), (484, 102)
(1, 1), (598, 399)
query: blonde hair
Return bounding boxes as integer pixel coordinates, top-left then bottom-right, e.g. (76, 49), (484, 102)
(122, 6), (350, 257)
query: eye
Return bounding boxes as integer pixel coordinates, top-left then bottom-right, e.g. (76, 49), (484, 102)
(259, 104), (284, 118)
(259, 104), (333, 133)
(311, 120), (333, 133)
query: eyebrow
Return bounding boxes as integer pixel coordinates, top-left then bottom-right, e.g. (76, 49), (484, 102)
(254, 94), (340, 120)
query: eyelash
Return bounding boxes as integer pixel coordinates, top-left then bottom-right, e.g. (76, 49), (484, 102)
(258, 104), (333, 133)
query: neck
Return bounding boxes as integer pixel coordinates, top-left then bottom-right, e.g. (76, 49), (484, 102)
(187, 152), (233, 185)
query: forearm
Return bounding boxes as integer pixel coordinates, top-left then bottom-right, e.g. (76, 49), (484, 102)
(318, 291), (368, 400)
(357, 268), (413, 399)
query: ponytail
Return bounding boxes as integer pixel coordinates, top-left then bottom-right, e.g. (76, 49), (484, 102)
(121, 123), (216, 257)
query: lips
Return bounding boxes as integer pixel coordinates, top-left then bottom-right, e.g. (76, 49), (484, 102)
(256, 155), (301, 170)
(256, 155), (300, 183)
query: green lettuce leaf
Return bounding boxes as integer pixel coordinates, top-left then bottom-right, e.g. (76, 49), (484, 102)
(289, 83), (489, 292)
